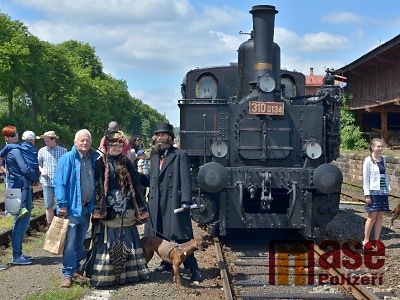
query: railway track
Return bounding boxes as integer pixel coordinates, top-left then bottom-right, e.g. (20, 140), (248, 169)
(214, 233), (390, 299)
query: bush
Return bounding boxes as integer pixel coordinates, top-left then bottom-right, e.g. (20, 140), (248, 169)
(340, 93), (369, 150)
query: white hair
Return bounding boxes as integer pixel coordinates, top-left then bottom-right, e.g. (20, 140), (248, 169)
(74, 129), (92, 141)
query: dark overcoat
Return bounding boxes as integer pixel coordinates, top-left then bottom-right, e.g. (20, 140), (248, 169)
(143, 146), (193, 241)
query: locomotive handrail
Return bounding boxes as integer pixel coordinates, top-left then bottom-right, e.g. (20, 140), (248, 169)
(178, 99), (228, 104)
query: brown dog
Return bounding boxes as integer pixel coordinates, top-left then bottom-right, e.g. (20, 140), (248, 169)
(390, 203), (400, 228)
(141, 236), (209, 285)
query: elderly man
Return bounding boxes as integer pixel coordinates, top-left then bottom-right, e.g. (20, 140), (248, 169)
(143, 122), (202, 282)
(54, 129), (99, 288)
(38, 131), (67, 225)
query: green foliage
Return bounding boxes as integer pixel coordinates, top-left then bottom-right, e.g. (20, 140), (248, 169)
(340, 93), (369, 150)
(141, 118), (151, 147)
(0, 13), (168, 143)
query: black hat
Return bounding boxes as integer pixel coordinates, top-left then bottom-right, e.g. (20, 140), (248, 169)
(154, 122), (174, 138)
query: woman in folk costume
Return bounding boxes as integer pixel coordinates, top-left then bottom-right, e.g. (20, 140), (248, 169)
(85, 130), (149, 287)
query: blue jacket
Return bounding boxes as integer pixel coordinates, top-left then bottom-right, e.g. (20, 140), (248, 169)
(0, 143), (40, 179)
(54, 145), (99, 217)
(2, 147), (39, 189)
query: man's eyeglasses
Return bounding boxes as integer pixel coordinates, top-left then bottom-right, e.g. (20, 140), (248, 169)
(9, 131), (18, 137)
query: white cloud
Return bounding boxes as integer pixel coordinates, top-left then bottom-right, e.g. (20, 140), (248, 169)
(322, 11), (364, 25)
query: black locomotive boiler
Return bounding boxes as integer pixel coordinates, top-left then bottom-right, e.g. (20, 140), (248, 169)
(178, 5), (343, 238)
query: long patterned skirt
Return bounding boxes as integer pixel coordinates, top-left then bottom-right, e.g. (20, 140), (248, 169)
(85, 219), (149, 287)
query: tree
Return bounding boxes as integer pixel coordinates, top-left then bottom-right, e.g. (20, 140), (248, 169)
(340, 93), (368, 150)
(0, 13), (31, 117)
(141, 118), (151, 147)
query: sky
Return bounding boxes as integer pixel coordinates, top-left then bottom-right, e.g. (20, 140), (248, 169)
(2, 0), (399, 127)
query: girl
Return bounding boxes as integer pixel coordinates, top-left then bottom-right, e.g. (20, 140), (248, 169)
(362, 138), (390, 249)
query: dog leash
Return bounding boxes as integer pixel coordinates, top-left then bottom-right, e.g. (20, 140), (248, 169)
(134, 205), (174, 242)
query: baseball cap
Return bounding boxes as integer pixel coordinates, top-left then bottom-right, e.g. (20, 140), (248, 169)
(22, 130), (40, 140)
(137, 149), (146, 156)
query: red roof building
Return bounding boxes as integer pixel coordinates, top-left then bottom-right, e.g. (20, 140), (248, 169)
(305, 68), (324, 95)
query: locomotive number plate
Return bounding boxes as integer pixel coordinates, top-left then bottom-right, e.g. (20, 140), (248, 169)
(249, 101), (284, 115)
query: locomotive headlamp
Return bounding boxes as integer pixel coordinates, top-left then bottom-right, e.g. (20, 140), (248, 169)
(211, 141), (228, 158)
(259, 76), (275, 93)
(304, 141), (322, 159)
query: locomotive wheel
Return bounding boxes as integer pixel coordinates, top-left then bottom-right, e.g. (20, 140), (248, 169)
(191, 194), (217, 225)
(312, 194), (340, 226)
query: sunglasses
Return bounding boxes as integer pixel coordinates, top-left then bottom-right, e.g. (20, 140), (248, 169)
(9, 131), (18, 137)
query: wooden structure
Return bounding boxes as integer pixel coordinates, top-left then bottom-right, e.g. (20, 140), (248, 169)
(336, 34), (400, 146)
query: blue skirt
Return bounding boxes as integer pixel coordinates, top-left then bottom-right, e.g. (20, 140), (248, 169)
(366, 193), (389, 213)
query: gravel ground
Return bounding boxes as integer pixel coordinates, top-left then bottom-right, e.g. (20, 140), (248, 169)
(0, 223), (225, 300)
(0, 202), (400, 300)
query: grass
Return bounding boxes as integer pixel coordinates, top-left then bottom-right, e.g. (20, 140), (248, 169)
(0, 183), (4, 201)
(25, 276), (91, 300)
(0, 203), (45, 233)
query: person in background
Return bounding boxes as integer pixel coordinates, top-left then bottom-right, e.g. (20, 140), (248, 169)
(149, 135), (158, 157)
(99, 121), (131, 161)
(0, 130), (40, 219)
(136, 150), (149, 175)
(143, 122), (202, 282)
(362, 138), (390, 250)
(129, 135), (142, 166)
(85, 130), (149, 287)
(54, 129), (99, 288)
(38, 131), (67, 226)
(1, 126), (39, 265)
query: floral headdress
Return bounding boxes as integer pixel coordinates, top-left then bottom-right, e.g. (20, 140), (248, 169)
(105, 130), (126, 147)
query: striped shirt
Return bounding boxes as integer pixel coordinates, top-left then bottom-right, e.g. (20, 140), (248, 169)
(38, 144), (67, 186)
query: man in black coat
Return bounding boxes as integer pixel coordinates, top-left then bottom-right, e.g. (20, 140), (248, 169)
(143, 122), (201, 282)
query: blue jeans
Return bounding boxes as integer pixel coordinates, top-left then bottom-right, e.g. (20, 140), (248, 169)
(42, 185), (55, 208)
(62, 207), (90, 278)
(12, 188), (32, 259)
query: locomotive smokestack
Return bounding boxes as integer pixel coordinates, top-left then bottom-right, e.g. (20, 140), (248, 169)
(250, 5), (278, 79)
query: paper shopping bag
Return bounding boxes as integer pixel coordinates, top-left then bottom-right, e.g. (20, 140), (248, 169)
(5, 188), (21, 214)
(43, 216), (70, 255)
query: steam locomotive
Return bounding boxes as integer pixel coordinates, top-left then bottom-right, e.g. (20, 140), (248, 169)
(178, 5), (343, 238)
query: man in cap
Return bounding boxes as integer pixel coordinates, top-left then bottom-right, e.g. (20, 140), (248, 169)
(143, 122), (202, 282)
(99, 121), (131, 160)
(0, 130), (40, 219)
(1, 126), (39, 265)
(38, 131), (67, 225)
